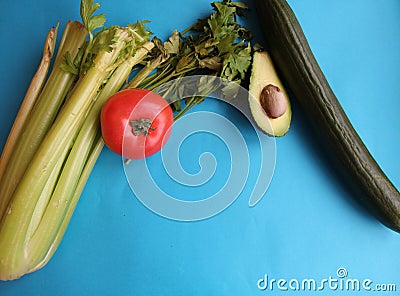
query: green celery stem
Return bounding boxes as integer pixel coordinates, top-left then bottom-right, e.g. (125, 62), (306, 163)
(0, 21), (88, 220)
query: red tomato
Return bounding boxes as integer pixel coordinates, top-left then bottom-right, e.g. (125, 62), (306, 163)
(100, 88), (173, 160)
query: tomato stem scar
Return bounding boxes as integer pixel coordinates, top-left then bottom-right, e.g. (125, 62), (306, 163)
(130, 118), (155, 136)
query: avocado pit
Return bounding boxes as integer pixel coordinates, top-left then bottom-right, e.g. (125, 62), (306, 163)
(260, 84), (287, 118)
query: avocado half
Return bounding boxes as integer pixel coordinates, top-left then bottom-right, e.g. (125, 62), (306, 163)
(248, 50), (292, 137)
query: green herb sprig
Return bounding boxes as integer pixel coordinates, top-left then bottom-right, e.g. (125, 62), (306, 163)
(129, 0), (253, 118)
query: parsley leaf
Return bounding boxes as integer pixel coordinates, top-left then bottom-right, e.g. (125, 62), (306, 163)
(135, 0), (253, 115)
(164, 30), (180, 55)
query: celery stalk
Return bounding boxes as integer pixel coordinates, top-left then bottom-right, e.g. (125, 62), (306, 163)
(25, 150), (68, 240)
(0, 21), (88, 220)
(0, 25), (58, 182)
(26, 106), (101, 272)
(127, 54), (164, 89)
(33, 134), (104, 272)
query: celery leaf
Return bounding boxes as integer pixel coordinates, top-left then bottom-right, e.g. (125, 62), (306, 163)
(80, 0), (106, 33)
(60, 51), (79, 75)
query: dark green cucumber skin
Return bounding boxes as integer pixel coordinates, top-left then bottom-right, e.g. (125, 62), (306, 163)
(255, 0), (400, 232)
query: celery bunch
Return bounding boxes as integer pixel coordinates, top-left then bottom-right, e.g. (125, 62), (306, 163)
(0, 0), (154, 280)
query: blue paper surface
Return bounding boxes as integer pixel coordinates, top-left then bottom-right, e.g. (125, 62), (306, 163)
(0, 0), (399, 295)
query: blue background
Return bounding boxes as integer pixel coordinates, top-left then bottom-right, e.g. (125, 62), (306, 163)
(1, 0), (399, 295)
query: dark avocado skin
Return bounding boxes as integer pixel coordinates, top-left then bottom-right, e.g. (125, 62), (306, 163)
(255, 0), (400, 232)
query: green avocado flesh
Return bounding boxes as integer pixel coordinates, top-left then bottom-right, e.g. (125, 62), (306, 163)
(248, 50), (292, 137)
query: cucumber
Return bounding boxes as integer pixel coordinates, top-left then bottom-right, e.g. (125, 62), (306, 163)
(255, 0), (400, 232)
